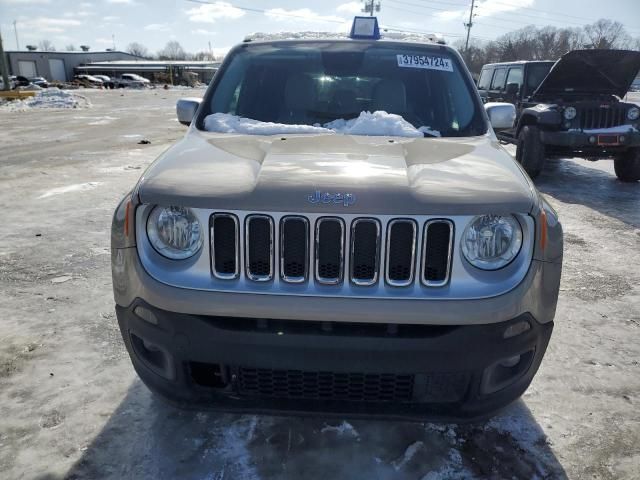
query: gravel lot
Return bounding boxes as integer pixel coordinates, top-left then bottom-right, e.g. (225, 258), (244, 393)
(1, 89), (639, 480)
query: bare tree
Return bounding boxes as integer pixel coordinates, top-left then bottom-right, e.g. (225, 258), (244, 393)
(38, 40), (56, 51)
(583, 19), (631, 49)
(158, 41), (187, 60)
(127, 42), (149, 58)
(65, 44), (77, 51)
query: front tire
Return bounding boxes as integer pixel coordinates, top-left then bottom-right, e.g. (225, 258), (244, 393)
(516, 125), (546, 179)
(614, 148), (640, 182)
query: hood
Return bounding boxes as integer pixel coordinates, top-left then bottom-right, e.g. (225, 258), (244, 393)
(533, 49), (640, 99)
(136, 131), (535, 216)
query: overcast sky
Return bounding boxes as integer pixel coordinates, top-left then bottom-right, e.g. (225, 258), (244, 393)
(1, 0), (639, 56)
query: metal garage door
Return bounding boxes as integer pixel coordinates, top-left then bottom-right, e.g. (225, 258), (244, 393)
(18, 60), (37, 78)
(48, 58), (66, 81)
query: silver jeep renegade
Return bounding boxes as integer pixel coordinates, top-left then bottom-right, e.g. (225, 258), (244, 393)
(111, 18), (563, 421)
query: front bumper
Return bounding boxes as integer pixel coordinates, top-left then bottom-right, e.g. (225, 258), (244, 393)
(117, 300), (552, 421)
(540, 130), (640, 150)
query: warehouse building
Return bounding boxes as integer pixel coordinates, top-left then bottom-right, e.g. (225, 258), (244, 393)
(5, 50), (142, 82)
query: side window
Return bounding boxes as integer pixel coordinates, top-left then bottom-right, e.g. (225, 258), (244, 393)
(477, 68), (493, 90)
(490, 68), (507, 90)
(506, 67), (523, 87)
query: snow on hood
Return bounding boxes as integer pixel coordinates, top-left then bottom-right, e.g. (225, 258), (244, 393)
(203, 111), (441, 138)
(0, 88), (91, 111)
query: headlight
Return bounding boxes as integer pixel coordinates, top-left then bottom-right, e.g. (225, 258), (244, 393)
(461, 215), (523, 270)
(628, 107), (639, 121)
(147, 206), (203, 260)
(563, 106), (577, 120)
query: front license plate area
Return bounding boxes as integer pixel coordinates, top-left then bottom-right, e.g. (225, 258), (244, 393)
(597, 134), (620, 146)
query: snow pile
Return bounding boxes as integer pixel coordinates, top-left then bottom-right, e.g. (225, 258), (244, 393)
(246, 31), (347, 42)
(325, 111), (440, 137)
(0, 88), (91, 111)
(204, 112), (330, 135)
(247, 30), (444, 45)
(204, 111), (440, 137)
(320, 421), (359, 438)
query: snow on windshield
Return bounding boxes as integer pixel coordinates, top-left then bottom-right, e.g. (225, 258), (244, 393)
(203, 111), (441, 137)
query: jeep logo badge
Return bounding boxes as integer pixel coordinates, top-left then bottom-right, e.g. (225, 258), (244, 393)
(307, 191), (356, 207)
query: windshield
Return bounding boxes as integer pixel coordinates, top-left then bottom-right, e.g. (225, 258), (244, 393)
(199, 41), (486, 137)
(525, 63), (553, 96)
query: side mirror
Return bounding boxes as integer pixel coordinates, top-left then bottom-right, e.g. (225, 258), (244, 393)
(176, 98), (202, 126)
(505, 82), (519, 95)
(485, 102), (516, 130)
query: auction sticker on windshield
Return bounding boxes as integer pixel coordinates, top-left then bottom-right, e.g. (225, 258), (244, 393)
(396, 54), (453, 72)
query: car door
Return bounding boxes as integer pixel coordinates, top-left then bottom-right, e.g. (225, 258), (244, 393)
(505, 66), (523, 105)
(488, 67), (508, 102)
(477, 66), (494, 103)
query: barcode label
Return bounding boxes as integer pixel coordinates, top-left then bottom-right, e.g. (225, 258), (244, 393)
(396, 54), (453, 72)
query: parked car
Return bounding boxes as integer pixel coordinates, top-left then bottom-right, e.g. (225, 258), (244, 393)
(116, 73), (151, 88)
(74, 74), (104, 87)
(111, 17), (563, 421)
(0, 76), (17, 90)
(29, 77), (49, 88)
(477, 50), (640, 181)
(93, 75), (115, 89)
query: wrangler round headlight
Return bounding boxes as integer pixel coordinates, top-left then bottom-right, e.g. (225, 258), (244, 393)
(628, 107), (640, 121)
(563, 106), (577, 120)
(147, 206), (203, 260)
(461, 215), (523, 270)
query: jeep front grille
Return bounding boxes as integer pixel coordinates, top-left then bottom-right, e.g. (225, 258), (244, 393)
(385, 219), (417, 286)
(350, 219), (381, 286)
(315, 217), (345, 284)
(280, 216), (309, 282)
(422, 220), (454, 287)
(211, 213), (239, 279)
(579, 106), (627, 130)
(210, 213), (454, 288)
(245, 215), (273, 281)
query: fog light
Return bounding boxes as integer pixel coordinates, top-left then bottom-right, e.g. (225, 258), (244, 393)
(589, 136), (596, 144)
(134, 306), (158, 325)
(499, 355), (521, 368)
(563, 121), (571, 129)
(503, 320), (530, 339)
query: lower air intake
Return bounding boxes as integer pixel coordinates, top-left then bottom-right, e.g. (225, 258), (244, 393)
(236, 367), (415, 402)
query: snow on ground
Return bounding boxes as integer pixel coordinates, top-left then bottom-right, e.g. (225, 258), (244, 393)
(0, 88), (91, 111)
(37, 182), (102, 199)
(204, 111), (440, 137)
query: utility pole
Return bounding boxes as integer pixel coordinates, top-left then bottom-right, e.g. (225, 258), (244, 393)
(0, 31), (10, 91)
(363, 0), (381, 16)
(464, 0), (476, 51)
(13, 20), (19, 51)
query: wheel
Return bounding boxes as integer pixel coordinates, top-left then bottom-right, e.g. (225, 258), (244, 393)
(614, 148), (640, 182)
(516, 125), (546, 178)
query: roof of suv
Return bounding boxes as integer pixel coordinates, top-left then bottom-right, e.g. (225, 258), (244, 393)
(481, 60), (555, 68)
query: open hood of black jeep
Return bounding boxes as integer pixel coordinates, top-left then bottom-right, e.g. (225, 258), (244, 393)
(532, 49), (640, 99)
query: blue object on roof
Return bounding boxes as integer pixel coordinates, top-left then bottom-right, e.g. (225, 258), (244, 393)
(349, 16), (381, 40)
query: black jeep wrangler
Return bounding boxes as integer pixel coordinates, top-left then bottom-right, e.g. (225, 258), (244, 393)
(477, 50), (640, 181)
